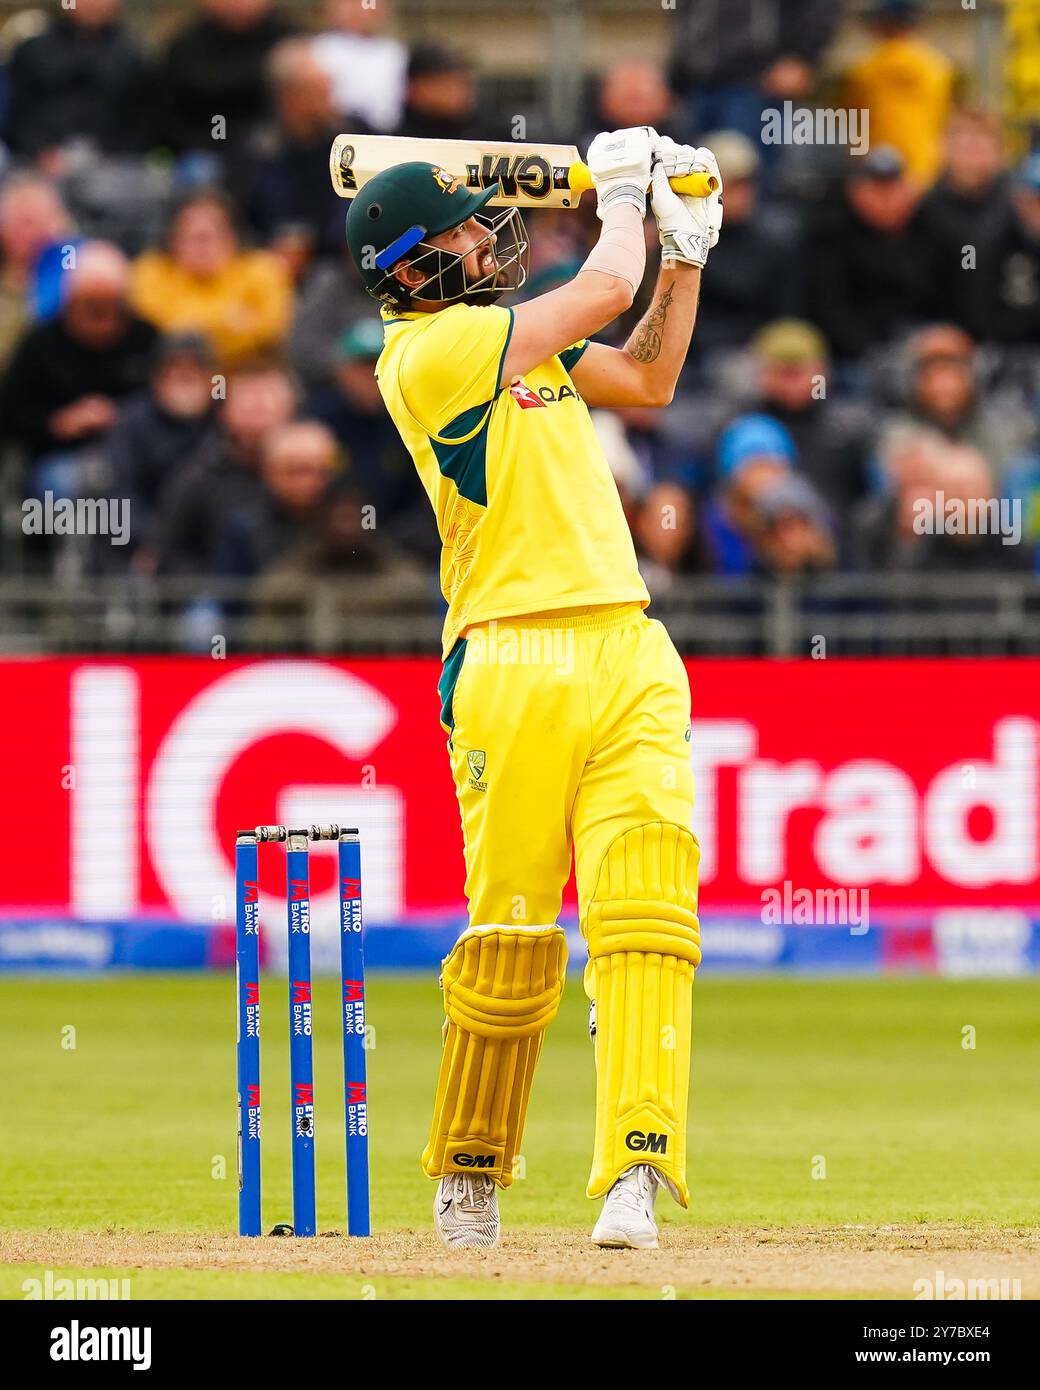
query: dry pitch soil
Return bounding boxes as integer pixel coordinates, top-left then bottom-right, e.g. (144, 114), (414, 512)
(3, 1226), (1037, 1298)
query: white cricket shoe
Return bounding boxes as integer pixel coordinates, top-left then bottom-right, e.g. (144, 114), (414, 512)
(592, 1164), (661, 1249)
(434, 1173), (500, 1249)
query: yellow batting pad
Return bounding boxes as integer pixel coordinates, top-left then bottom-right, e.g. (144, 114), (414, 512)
(585, 823), (701, 1204)
(422, 926), (567, 1187)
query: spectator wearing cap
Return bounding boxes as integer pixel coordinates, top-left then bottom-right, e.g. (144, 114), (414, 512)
(668, 0), (839, 151)
(150, 0), (297, 164)
(878, 325), (1037, 484)
(749, 473), (837, 577)
(3, 0), (147, 165)
(740, 320), (873, 512)
(806, 144), (928, 361)
(101, 335), (220, 570)
(394, 46), (484, 143)
(131, 191), (293, 367)
(840, 1), (955, 187)
(307, 318), (428, 543)
(0, 242), (156, 476)
(153, 357), (297, 575)
(704, 413), (798, 574)
(239, 38), (355, 271)
(915, 108), (1011, 337)
(313, 0), (408, 134)
(685, 132), (801, 360)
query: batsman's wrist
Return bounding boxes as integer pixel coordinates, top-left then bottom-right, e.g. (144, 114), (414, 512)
(661, 230), (709, 268)
(597, 183), (647, 218)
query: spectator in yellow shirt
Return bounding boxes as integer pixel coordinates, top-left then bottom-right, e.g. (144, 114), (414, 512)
(131, 190), (292, 366)
(842, 0), (955, 187)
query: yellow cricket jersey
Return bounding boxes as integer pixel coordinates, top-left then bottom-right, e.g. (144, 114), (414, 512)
(376, 302), (649, 657)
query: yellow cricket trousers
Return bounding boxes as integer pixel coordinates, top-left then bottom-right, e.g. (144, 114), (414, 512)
(438, 602), (695, 935)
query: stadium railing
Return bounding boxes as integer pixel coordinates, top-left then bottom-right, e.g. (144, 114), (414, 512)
(0, 572), (1037, 656)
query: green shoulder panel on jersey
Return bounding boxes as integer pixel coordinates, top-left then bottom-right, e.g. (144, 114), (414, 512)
(559, 340), (590, 373)
(428, 307), (514, 507)
(430, 401), (492, 506)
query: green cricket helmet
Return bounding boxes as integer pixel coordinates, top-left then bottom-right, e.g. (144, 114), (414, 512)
(344, 160), (528, 308)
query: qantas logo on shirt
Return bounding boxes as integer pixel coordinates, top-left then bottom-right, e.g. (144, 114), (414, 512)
(509, 379), (546, 408)
(508, 377), (582, 409)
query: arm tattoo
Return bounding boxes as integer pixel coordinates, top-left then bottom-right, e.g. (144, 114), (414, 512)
(628, 284), (674, 363)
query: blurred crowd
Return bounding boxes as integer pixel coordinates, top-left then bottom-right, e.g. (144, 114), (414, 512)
(0, 0), (1037, 636)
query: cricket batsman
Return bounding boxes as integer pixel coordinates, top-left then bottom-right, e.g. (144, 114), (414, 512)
(345, 126), (722, 1248)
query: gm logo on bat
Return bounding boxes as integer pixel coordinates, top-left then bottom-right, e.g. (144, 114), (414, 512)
(466, 153), (571, 202)
(339, 148), (566, 201)
(336, 142), (578, 205)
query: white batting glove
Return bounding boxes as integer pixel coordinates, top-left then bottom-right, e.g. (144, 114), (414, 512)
(650, 137), (723, 268)
(586, 127), (655, 219)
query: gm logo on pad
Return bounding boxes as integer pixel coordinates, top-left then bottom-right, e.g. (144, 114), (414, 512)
(625, 1130), (667, 1154)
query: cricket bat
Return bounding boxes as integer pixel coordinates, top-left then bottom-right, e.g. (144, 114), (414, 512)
(330, 134), (718, 209)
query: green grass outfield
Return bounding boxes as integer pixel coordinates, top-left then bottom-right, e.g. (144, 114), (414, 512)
(2, 973), (1038, 1299)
